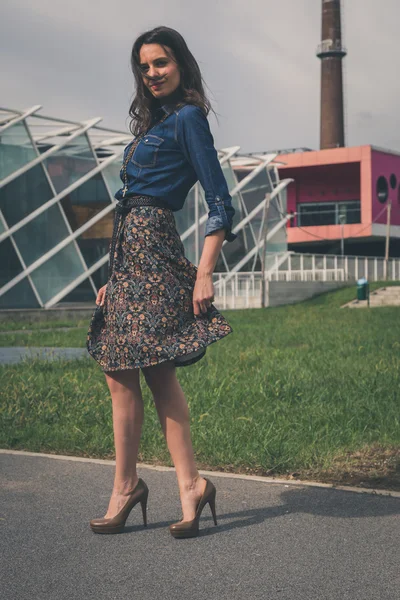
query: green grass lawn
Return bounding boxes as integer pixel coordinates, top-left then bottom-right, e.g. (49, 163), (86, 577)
(0, 318), (90, 332)
(0, 282), (399, 490)
(0, 327), (88, 347)
(0, 280), (395, 347)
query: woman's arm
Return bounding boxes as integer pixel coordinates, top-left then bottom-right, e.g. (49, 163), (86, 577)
(192, 228), (225, 315)
(176, 105), (237, 314)
(176, 105), (238, 243)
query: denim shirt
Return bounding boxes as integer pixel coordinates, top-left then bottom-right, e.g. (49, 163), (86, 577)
(114, 103), (238, 242)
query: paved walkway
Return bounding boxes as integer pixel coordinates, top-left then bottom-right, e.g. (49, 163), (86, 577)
(1, 451), (399, 600)
(0, 347), (89, 365)
(342, 286), (400, 308)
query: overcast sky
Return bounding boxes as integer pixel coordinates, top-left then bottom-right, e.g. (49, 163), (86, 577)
(2, 0), (399, 153)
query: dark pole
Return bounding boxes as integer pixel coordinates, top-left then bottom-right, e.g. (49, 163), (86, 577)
(317, 0), (347, 149)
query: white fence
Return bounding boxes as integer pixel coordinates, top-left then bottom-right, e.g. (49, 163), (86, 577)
(212, 252), (400, 309)
(263, 252), (400, 282)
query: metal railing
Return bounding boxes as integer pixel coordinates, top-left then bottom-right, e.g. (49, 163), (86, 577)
(254, 252), (400, 282)
(316, 40), (347, 57)
(212, 252), (400, 309)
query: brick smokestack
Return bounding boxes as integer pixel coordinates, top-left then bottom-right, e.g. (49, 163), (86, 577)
(317, 0), (347, 149)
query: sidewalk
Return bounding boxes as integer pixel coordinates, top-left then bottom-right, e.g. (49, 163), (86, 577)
(1, 451), (399, 600)
(0, 347), (89, 365)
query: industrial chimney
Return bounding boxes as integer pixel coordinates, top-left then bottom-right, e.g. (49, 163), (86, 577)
(317, 0), (347, 149)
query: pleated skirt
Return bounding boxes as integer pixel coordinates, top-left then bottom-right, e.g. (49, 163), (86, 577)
(86, 205), (234, 371)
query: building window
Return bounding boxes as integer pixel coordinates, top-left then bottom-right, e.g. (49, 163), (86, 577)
(298, 201), (361, 226)
(376, 176), (389, 203)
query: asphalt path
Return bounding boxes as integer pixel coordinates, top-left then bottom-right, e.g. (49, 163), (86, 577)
(0, 347), (89, 365)
(1, 452), (399, 600)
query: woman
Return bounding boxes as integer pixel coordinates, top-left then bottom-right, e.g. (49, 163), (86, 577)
(87, 26), (237, 539)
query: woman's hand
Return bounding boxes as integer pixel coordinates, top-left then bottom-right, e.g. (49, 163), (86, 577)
(193, 271), (214, 316)
(96, 284), (108, 306)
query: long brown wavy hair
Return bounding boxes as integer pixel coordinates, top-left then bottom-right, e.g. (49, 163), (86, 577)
(129, 26), (217, 136)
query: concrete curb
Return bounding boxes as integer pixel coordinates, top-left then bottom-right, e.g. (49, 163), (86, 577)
(1, 449), (399, 498)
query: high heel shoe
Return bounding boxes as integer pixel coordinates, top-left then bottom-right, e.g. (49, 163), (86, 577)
(169, 477), (218, 539)
(90, 478), (149, 534)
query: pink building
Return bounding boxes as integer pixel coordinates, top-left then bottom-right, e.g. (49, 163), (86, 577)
(277, 145), (400, 257)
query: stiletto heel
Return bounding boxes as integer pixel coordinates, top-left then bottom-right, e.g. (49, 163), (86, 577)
(208, 489), (217, 526)
(90, 478), (149, 534)
(140, 490), (149, 527)
(169, 478), (218, 538)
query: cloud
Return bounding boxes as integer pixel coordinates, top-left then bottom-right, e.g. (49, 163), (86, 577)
(1, 0), (399, 153)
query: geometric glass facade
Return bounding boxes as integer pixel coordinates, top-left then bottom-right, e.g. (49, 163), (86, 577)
(0, 106), (292, 308)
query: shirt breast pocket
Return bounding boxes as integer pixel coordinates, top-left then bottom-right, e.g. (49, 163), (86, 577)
(131, 134), (164, 168)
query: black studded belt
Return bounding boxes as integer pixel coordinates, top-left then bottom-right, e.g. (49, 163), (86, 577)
(115, 194), (170, 214)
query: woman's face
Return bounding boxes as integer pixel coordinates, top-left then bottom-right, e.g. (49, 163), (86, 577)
(139, 43), (181, 99)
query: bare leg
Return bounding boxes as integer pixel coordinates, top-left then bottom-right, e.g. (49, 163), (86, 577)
(141, 360), (207, 522)
(103, 368), (144, 519)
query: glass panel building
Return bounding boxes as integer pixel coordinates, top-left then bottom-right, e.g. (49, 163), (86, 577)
(0, 106), (291, 308)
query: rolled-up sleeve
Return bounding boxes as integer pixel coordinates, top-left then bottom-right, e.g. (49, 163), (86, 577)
(176, 105), (237, 242)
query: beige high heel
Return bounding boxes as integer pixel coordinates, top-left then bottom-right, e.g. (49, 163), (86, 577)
(90, 478), (149, 534)
(169, 478), (218, 538)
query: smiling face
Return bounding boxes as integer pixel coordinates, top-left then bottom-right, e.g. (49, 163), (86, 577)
(139, 43), (181, 99)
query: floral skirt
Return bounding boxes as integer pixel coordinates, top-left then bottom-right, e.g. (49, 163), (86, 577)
(86, 205), (234, 371)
